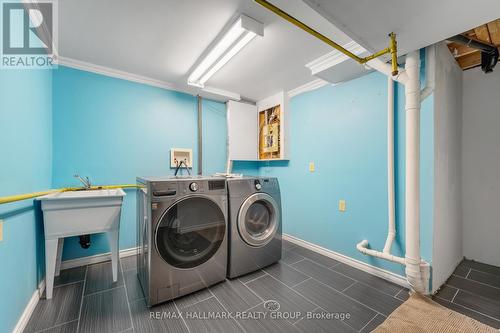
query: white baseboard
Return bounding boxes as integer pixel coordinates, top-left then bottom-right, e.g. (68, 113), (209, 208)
(14, 247), (138, 333)
(283, 234), (409, 288)
(12, 288), (39, 333)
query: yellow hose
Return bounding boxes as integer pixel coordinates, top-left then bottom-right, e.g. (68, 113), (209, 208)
(0, 184), (142, 205)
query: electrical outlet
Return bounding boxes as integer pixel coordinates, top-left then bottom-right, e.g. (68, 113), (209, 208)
(339, 200), (346, 212)
(309, 162), (315, 172)
(0, 220), (3, 242)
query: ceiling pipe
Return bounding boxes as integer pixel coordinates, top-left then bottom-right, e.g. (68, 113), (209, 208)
(448, 34), (499, 73)
(254, 0), (401, 75)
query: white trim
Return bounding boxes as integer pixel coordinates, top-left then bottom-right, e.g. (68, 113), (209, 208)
(283, 234), (409, 288)
(55, 57), (245, 102)
(12, 289), (39, 333)
(287, 79), (329, 98)
(60, 246), (138, 270)
(201, 86), (241, 101)
(56, 57), (182, 92)
(306, 41), (367, 75)
(37, 279), (46, 298)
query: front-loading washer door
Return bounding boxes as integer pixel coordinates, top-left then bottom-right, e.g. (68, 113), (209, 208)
(238, 193), (279, 247)
(155, 196), (225, 269)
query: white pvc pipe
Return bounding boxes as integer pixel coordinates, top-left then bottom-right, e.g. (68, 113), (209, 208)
(404, 51), (427, 294)
(420, 45), (436, 101)
(383, 76), (396, 254)
(225, 102), (233, 174)
(356, 70), (401, 267)
(357, 51), (431, 294)
(357, 240), (406, 265)
(366, 58), (408, 85)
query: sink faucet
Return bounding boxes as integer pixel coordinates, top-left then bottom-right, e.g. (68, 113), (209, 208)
(74, 174), (92, 189)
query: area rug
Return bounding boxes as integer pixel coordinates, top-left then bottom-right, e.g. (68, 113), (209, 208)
(373, 293), (497, 332)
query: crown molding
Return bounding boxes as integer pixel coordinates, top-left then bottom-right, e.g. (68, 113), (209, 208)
(201, 86), (241, 101)
(56, 56), (182, 92)
(306, 41), (367, 75)
(56, 56), (244, 102)
(287, 78), (329, 98)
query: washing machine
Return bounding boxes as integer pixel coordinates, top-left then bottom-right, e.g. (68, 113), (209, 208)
(136, 176), (228, 306)
(227, 177), (282, 278)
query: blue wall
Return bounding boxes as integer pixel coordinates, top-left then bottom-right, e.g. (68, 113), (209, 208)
(1, 55), (434, 330)
(52, 66), (228, 260)
(0, 69), (52, 333)
(260, 69), (434, 276)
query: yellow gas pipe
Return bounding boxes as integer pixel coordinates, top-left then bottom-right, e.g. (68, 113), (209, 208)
(254, 0), (399, 75)
(0, 184), (142, 205)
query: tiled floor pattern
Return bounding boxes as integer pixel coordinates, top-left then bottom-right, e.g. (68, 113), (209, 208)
(433, 259), (500, 329)
(31, 241), (500, 332)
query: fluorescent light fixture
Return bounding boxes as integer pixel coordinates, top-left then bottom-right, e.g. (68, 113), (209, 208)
(188, 14), (263, 88)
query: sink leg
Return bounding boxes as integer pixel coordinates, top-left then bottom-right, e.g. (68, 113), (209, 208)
(107, 229), (119, 282)
(55, 238), (64, 277)
(45, 238), (58, 299)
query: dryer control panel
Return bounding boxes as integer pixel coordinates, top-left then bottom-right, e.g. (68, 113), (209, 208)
(255, 178), (279, 192)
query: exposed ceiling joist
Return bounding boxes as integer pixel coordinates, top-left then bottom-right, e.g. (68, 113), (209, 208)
(447, 18), (500, 71)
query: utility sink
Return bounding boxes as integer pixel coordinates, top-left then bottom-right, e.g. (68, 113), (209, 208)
(38, 189), (126, 299)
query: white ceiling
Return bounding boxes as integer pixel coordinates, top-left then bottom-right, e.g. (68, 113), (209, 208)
(58, 0), (352, 101)
(58, 0), (500, 101)
(302, 0), (500, 58)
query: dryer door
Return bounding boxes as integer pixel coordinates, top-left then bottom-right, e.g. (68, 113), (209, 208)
(155, 196), (225, 269)
(238, 193), (280, 247)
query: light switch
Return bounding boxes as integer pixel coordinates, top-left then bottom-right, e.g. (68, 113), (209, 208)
(339, 200), (346, 212)
(0, 220), (3, 242)
(309, 162), (315, 172)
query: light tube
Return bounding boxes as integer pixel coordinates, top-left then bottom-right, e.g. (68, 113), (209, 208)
(198, 31), (256, 85)
(187, 15), (262, 87)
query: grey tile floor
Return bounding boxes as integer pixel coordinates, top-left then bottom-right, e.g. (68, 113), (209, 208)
(25, 241), (411, 333)
(433, 259), (500, 329)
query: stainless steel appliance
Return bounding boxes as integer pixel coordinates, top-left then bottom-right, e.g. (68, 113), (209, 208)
(227, 177), (282, 278)
(136, 176), (227, 306)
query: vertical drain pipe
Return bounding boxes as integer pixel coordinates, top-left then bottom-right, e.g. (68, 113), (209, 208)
(404, 51), (429, 294)
(197, 95), (203, 176)
(225, 101), (233, 175)
(383, 76), (396, 254)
